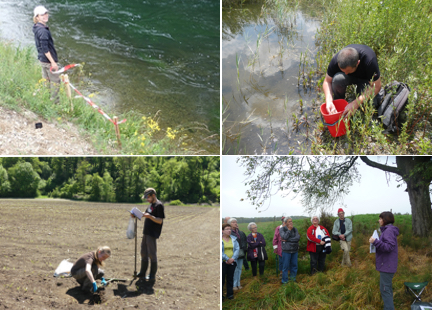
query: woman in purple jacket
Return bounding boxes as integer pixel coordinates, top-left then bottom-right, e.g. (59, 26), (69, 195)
(246, 222), (268, 276)
(369, 211), (399, 310)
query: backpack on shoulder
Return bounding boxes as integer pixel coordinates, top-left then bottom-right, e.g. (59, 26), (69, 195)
(377, 81), (411, 133)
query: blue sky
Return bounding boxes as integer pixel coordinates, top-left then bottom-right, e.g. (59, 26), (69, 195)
(221, 156), (415, 219)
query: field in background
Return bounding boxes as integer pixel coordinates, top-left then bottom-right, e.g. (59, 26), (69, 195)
(0, 199), (220, 309)
(224, 214), (432, 309)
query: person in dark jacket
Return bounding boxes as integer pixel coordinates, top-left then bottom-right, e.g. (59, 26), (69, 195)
(369, 211), (399, 310)
(246, 222), (267, 276)
(228, 218), (247, 290)
(32, 5), (60, 103)
(279, 217), (300, 283)
(306, 215), (330, 275)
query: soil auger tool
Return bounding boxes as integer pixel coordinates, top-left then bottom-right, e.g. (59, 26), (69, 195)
(97, 278), (128, 289)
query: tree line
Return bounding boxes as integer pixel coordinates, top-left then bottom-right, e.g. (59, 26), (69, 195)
(0, 157), (220, 204)
(225, 216), (308, 224)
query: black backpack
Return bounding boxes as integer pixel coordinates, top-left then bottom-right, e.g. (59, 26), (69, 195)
(377, 81), (410, 133)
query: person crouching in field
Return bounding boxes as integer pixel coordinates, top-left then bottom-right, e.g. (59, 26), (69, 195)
(332, 208), (353, 267)
(32, 5), (60, 104)
(279, 217), (300, 283)
(369, 211), (399, 310)
(323, 44), (382, 117)
(71, 246), (111, 293)
(307, 215), (330, 275)
(246, 222), (268, 277)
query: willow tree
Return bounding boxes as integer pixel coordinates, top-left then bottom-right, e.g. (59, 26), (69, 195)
(239, 156), (432, 237)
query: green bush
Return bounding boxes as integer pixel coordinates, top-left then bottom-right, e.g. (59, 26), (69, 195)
(169, 199), (183, 205)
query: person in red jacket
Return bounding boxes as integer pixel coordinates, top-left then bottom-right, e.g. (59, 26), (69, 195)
(306, 215), (330, 275)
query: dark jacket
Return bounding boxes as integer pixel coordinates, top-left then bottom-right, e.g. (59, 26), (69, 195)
(231, 229), (247, 259)
(279, 226), (300, 253)
(33, 22), (58, 63)
(246, 232), (267, 262)
(373, 224), (399, 273)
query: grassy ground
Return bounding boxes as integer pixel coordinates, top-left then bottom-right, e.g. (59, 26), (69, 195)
(310, 0), (432, 154)
(0, 41), (211, 155)
(223, 214), (432, 309)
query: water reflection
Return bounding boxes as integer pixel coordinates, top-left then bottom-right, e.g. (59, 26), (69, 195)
(223, 1), (322, 154)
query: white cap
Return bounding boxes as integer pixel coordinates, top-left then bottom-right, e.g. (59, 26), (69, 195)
(34, 6), (48, 18)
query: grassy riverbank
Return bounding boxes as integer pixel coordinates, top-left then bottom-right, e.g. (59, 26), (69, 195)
(223, 214), (432, 309)
(0, 41), (212, 155)
(311, 0), (432, 154)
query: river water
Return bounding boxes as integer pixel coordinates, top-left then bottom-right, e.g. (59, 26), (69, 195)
(222, 1), (323, 154)
(0, 0), (220, 154)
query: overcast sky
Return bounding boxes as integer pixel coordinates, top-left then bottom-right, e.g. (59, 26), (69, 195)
(221, 156), (418, 219)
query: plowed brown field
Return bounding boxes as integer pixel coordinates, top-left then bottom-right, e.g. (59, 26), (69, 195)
(0, 199), (220, 309)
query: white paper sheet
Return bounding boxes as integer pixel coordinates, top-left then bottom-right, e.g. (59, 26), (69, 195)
(370, 230), (379, 253)
(129, 207), (143, 220)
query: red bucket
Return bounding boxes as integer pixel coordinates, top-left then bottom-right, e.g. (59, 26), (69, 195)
(320, 99), (350, 137)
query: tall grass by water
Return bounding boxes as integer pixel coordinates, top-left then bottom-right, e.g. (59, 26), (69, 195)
(224, 213), (432, 309)
(0, 41), (211, 155)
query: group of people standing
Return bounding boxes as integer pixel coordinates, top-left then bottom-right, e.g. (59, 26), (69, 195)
(222, 218), (269, 300)
(222, 210), (399, 310)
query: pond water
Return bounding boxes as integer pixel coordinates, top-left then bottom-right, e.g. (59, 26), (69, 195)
(222, 1), (323, 154)
(0, 0), (220, 154)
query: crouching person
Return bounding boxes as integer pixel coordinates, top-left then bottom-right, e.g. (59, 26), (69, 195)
(71, 246), (111, 293)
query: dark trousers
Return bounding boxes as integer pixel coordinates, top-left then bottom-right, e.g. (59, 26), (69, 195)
(380, 272), (395, 310)
(309, 245), (326, 274)
(243, 259), (249, 270)
(222, 262), (236, 298)
(71, 265), (104, 292)
(141, 234), (157, 262)
(332, 72), (382, 107)
(250, 260), (265, 276)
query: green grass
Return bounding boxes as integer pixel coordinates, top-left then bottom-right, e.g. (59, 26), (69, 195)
(226, 214), (432, 309)
(310, 0), (432, 154)
(0, 41), (207, 155)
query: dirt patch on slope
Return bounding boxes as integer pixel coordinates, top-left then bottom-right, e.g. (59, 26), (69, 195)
(0, 106), (102, 155)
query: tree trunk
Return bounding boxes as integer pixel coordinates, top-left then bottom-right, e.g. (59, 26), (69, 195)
(396, 157), (432, 237)
(406, 178), (432, 237)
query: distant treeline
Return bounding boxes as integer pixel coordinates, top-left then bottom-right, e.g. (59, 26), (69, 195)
(0, 157), (219, 204)
(225, 216), (308, 223)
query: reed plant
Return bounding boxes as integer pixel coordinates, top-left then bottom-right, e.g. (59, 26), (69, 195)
(0, 42), (210, 154)
(226, 213), (432, 309)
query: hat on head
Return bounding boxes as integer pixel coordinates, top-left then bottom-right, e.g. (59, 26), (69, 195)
(34, 6), (48, 18)
(338, 208), (344, 214)
(143, 188), (156, 199)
